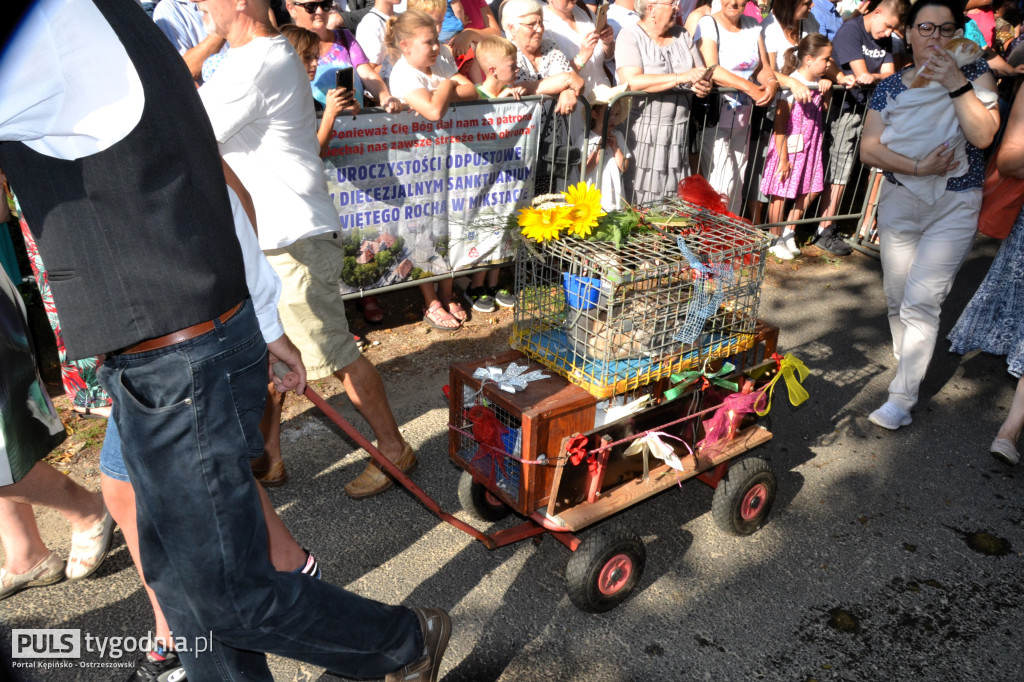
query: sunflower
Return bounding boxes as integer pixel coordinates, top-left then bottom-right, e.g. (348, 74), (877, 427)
(519, 206), (572, 242)
(562, 182), (606, 239)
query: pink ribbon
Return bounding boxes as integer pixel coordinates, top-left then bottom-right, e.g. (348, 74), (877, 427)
(698, 390), (767, 448)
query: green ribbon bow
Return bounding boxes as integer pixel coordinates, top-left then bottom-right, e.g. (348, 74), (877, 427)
(664, 361), (739, 402)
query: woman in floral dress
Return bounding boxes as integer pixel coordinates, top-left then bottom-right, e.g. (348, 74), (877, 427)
(948, 88), (1024, 464)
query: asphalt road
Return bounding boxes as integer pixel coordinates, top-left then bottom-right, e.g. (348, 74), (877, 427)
(3, 237), (1022, 682)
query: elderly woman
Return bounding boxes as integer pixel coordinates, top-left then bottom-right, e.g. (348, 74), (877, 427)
(695, 0), (777, 214)
(860, 0), (999, 430)
(542, 0), (614, 101)
(286, 0), (401, 112)
(616, 0), (713, 205)
(503, 0), (585, 115)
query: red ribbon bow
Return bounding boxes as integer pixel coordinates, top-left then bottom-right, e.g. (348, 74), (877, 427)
(467, 405), (507, 473)
(566, 434), (589, 466)
(566, 434), (602, 474)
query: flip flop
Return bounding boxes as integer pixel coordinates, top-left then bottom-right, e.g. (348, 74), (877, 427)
(356, 296), (384, 325)
(423, 302), (461, 331)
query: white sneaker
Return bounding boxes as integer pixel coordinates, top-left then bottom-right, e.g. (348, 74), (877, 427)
(868, 402), (912, 430)
(768, 243), (794, 260)
(990, 438), (1020, 466)
(784, 235), (801, 255)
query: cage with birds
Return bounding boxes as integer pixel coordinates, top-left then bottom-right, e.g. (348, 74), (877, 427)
(510, 194), (772, 399)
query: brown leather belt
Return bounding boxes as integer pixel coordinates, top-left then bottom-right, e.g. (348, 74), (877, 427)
(122, 302), (244, 355)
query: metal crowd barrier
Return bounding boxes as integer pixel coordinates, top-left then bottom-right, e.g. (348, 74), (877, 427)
(325, 84), (884, 303)
(593, 84), (878, 256)
(324, 74), (1024, 301)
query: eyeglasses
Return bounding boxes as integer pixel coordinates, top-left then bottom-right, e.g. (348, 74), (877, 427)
(912, 21), (958, 37)
(649, 1), (680, 8)
(517, 20), (544, 31)
(292, 0), (334, 14)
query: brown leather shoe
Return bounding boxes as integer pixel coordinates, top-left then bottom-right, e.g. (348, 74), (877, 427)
(384, 607), (451, 682)
(344, 444), (417, 499)
(251, 460), (288, 488)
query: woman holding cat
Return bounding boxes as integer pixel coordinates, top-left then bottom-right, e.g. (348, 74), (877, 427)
(859, 0), (999, 431)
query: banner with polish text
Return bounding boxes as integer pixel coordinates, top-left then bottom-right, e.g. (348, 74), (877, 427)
(322, 100), (542, 294)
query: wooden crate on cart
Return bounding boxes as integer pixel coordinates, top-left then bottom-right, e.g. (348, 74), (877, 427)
(449, 350), (596, 517)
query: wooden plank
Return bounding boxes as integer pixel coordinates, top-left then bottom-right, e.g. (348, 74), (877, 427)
(554, 426), (773, 531)
(546, 435), (573, 516)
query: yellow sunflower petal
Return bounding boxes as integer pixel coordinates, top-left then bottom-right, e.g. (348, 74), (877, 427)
(561, 182), (606, 238)
(519, 206), (571, 242)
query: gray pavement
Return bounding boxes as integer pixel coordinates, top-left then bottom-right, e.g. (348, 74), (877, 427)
(3, 237), (1023, 682)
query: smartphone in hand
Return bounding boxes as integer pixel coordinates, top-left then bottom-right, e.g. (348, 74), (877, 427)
(594, 2), (609, 33)
(335, 66), (354, 91)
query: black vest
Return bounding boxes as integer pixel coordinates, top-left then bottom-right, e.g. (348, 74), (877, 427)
(0, 0), (248, 360)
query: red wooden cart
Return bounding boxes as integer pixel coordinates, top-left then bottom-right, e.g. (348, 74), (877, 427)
(287, 321), (781, 612)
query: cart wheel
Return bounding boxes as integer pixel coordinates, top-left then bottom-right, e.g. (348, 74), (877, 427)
(565, 527), (646, 613)
(458, 470), (511, 522)
(711, 457), (777, 536)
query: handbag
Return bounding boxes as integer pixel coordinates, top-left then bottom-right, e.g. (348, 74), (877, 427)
(688, 17), (721, 156)
(691, 90), (721, 128)
(690, 17), (721, 128)
(978, 154), (1024, 239)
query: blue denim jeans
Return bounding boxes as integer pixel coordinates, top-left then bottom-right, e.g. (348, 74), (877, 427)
(99, 299), (421, 680)
(99, 416), (129, 481)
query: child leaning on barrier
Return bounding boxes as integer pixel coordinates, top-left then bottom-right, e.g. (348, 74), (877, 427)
(281, 24), (359, 157)
(760, 33), (833, 260)
(386, 10), (480, 330)
(464, 35), (524, 313)
(473, 35), (527, 98)
(586, 97), (630, 213)
(387, 6), (479, 121)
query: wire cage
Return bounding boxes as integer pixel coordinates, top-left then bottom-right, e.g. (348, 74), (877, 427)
(451, 385), (525, 501)
(510, 198), (772, 399)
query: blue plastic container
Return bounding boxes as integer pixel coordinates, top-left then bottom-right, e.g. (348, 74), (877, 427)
(562, 273), (602, 310)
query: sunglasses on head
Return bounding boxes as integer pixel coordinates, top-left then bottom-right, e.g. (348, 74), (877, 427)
(292, 0), (334, 14)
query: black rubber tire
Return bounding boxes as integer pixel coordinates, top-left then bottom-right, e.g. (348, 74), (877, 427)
(565, 527), (646, 613)
(711, 456), (777, 536)
(457, 470), (511, 522)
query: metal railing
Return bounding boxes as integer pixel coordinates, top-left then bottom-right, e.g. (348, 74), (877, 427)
(324, 84), (885, 303)
(592, 84), (879, 255)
